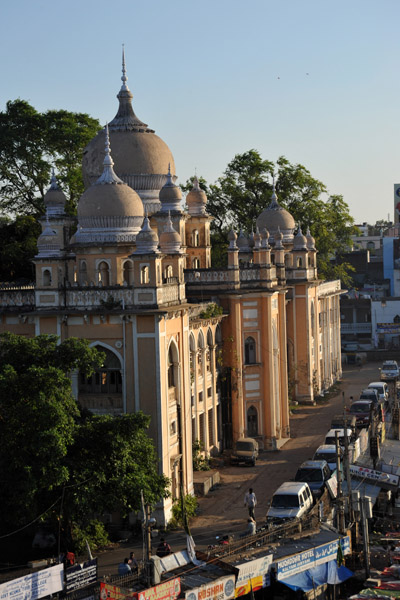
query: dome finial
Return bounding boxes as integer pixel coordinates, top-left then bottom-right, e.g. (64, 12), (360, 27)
(270, 172), (279, 207)
(95, 124), (125, 185)
(121, 44), (129, 92)
(50, 167), (58, 190)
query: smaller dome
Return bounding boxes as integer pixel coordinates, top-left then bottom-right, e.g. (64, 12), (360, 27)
(36, 214), (61, 257)
(293, 226), (308, 251)
(248, 231), (255, 249)
(44, 170), (67, 215)
(256, 182), (295, 241)
(274, 227), (284, 249)
(237, 230), (250, 252)
(187, 176), (207, 216)
(159, 212), (182, 253)
(260, 228), (270, 248)
(135, 214), (159, 254)
(253, 228), (261, 248)
(159, 165), (182, 212)
(306, 227), (316, 250)
(228, 229), (237, 249)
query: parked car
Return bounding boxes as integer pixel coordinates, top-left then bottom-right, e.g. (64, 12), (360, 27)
(266, 481), (313, 525)
(359, 388), (380, 404)
(368, 381), (389, 404)
(324, 428), (354, 446)
(330, 414), (356, 433)
(313, 444), (343, 472)
(381, 360), (400, 381)
(230, 437), (259, 466)
(347, 399), (376, 428)
(294, 460), (331, 499)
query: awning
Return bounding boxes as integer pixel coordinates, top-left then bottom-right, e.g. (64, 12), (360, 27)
(281, 561), (353, 592)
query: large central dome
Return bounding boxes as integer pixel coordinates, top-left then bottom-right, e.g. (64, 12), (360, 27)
(82, 51), (176, 214)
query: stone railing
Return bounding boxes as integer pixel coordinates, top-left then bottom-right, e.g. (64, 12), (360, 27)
(160, 284), (179, 304)
(317, 279), (342, 297)
(65, 287), (134, 309)
(240, 266), (260, 281)
(0, 287), (35, 309)
(185, 269), (229, 284)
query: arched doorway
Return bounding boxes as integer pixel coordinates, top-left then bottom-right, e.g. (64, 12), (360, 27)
(247, 405), (258, 437)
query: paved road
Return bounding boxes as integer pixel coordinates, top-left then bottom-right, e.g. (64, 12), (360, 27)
(97, 362), (383, 576)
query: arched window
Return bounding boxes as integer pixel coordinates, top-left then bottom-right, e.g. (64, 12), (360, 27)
(123, 260), (134, 285)
(244, 336), (256, 364)
(79, 347), (122, 395)
(247, 406), (258, 437)
(285, 254), (291, 267)
(297, 257), (303, 268)
(140, 265), (149, 284)
(98, 261), (110, 286)
(165, 265), (173, 280)
(42, 269), (52, 286)
(197, 331), (205, 377)
(79, 261), (87, 285)
(168, 345), (175, 388)
(271, 254), (275, 265)
(189, 334), (196, 385)
(193, 257), (200, 269)
(192, 230), (199, 247)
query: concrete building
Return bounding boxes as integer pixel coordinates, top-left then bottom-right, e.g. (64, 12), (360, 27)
(0, 54), (342, 524)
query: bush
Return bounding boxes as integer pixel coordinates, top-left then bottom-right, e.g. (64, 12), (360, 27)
(168, 495), (198, 529)
(193, 439), (210, 471)
(199, 303), (223, 319)
(71, 519), (110, 555)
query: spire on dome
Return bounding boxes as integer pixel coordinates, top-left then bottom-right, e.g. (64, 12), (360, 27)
(269, 173), (279, 208)
(95, 124), (125, 185)
(108, 48), (154, 132)
(50, 167), (59, 190)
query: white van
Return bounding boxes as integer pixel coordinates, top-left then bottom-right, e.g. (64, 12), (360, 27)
(313, 444), (343, 473)
(324, 428), (353, 446)
(368, 381), (388, 403)
(266, 482), (313, 525)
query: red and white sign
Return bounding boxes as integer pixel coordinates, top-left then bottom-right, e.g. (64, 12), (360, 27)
(138, 578), (181, 600)
(350, 465), (399, 487)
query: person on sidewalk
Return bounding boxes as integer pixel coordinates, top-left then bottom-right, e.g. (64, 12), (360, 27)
(244, 488), (257, 520)
(118, 558), (132, 575)
(240, 517), (256, 537)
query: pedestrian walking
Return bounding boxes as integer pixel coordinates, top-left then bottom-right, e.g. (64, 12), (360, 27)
(244, 488), (257, 520)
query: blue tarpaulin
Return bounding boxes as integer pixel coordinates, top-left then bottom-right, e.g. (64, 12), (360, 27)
(280, 560), (353, 592)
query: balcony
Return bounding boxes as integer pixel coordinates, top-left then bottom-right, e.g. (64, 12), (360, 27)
(341, 322), (372, 333)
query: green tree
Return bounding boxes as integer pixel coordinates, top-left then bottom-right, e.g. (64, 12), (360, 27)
(0, 99), (101, 216)
(183, 151), (357, 284)
(0, 215), (40, 281)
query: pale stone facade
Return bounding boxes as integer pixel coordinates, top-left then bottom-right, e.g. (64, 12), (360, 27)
(0, 55), (342, 524)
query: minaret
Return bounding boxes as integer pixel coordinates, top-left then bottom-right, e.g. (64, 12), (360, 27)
(185, 175), (212, 269)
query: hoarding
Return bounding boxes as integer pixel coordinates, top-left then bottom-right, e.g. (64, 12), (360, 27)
(65, 558), (97, 592)
(185, 574), (236, 600)
(0, 563), (64, 600)
(276, 536), (350, 580)
(235, 554), (273, 596)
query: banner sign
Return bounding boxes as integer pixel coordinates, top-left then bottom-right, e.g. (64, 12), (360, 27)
(326, 474), (338, 499)
(138, 578), (181, 600)
(0, 563), (64, 600)
(377, 323), (400, 333)
(276, 536), (350, 580)
(65, 558), (97, 592)
(235, 554), (273, 596)
(100, 582), (137, 600)
(350, 465), (399, 488)
(185, 574), (236, 600)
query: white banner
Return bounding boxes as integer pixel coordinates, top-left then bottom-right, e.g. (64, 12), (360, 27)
(235, 554), (273, 596)
(0, 563), (64, 600)
(185, 574), (236, 600)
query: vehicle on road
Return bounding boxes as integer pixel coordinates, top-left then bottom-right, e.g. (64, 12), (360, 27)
(266, 481), (313, 525)
(330, 414), (356, 433)
(313, 444), (343, 472)
(294, 460), (331, 499)
(230, 437), (259, 467)
(380, 360), (400, 381)
(359, 388), (380, 404)
(347, 399), (376, 428)
(368, 381), (389, 403)
(324, 428), (354, 446)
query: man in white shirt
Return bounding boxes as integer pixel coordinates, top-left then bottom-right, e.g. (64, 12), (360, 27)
(244, 487), (257, 520)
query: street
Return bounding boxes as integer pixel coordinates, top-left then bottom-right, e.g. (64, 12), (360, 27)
(97, 361), (382, 577)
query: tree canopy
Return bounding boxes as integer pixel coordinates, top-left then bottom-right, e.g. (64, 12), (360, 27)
(0, 99), (101, 216)
(0, 215), (40, 282)
(0, 333), (169, 552)
(183, 150), (357, 286)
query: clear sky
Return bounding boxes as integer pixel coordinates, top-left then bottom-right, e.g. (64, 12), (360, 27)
(1, 0), (399, 225)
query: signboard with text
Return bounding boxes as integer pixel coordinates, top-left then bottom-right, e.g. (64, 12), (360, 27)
(185, 574), (236, 600)
(350, 464), (399, 489)
(138, 578), (181, 600)
(0, 564), (64, 600)
(235, 554), (273, 597)
(100, 582), (137, 600)
(276, 536), (350, 580)
(65, 558), (97, 592)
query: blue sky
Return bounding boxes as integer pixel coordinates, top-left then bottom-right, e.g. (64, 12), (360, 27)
(1, 0), (400, 225)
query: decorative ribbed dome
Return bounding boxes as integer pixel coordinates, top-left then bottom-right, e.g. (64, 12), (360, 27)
(36, 213), (61, 257)
(256, 182), (295, 242)
(159, 165), (182, 212)
(186, 176), (207, 216)
(260, 228), (270, 248)
(43, 170), (67, 216)
(306, 227), (316, 251)
(253, 228), (261, 249)
(159, 212), (182, 253)
(82, 49), (176, 215)
(237, 229), (250, 252)
(228, 229), (237, 249)
(293, 226), (308, 251)
(135, 214), (159, 254)
(76, 125), (144, 244)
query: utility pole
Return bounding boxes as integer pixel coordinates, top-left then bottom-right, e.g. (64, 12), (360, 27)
(343, 413), (354, 524)
(335, 431), (346, 534)
(360, 495), (371, 579)
(141, 491), (153, 587)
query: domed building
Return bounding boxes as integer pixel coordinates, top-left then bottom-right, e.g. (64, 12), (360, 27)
(82, 50), (176, 215)
(0, 54), (342, 527)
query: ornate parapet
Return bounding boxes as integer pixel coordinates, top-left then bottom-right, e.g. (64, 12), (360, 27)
(0, 285), (35, 311)
(317, 279), (342, 297)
